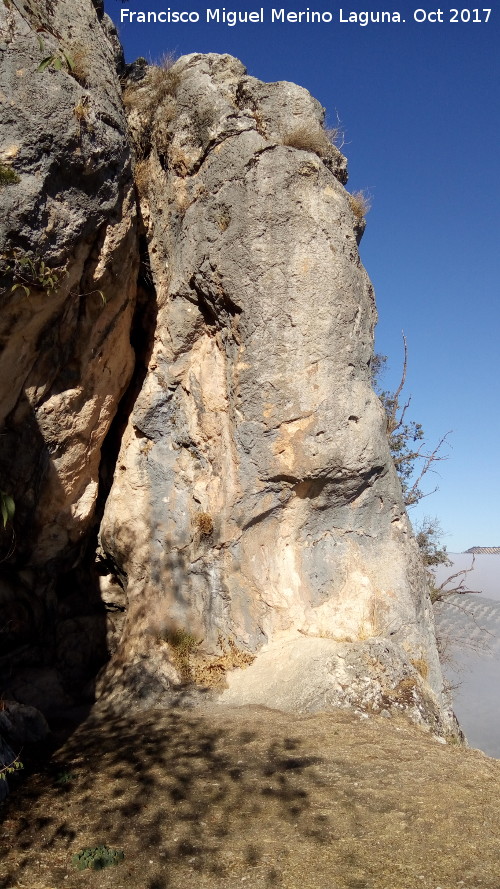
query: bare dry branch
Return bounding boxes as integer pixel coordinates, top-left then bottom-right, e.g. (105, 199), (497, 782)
(431, 554), (481, 602)
(407, 431), (452, 505)
(386, 331), (408, 435)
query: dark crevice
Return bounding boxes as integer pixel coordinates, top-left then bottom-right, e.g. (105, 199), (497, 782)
(4, 215), (157, 717)
(264, 474), (299, 486)
(241, 505), (282, 532)
(96, 224), (158, 522)
(158, 152), (168, 172)
(184, 127), (256, 179)
(37, 217), (157, 708)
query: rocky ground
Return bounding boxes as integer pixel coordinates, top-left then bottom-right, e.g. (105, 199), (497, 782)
(1, 704), (500, 889)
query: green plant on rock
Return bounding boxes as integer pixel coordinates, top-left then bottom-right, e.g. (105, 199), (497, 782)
(0, 750), (23, 782)
(38, 48), (75, 74)
(0, 249), (65, 299)
(55, 769), (76, 785)
(0, 491), (16, 563)
(0, 491), (15, 529)
(0, 491), (14, 529)
(0, 163), (20, 187)
(72, 845), (125, 871)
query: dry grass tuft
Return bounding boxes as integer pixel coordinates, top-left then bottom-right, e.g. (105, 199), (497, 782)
(133, 158), (150, 196)
(195, 512), (214, 537)
(67, 42), (91, 85)
(73, 96), (89, 122)
(191, 636), (255, 688)
(161, 629), (254, 687)
(282, 125), (333, 157)
(123, 62), (179, 159)
(154, 51), (178, 72)
(324, 125), (341, 145)
(250, 108), (267, 136)
(348, 189), (372, 222)
(123, 63), (179, 115)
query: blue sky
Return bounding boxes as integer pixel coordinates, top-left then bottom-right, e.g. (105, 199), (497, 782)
(107, 1), (500, 552)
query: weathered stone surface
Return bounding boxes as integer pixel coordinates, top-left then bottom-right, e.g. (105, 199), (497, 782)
(98, 53), (451, 729)
(0, 700), (50, 748)
(0, 0), (138, 707)
(219, 636), (453, 737)
(2, 666), (72, 715)
(0, 0), (137, 561)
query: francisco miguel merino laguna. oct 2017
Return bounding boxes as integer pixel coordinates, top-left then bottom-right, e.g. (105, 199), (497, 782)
(119, 8), (406, 26)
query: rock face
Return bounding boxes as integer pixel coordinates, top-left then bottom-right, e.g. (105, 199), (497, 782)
(97, 53), (450, 730)
(0, 2), (453, 736)
(0, 0), (137, 704)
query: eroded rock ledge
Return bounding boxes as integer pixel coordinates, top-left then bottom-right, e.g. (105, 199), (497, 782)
(0, 2), (457, 753)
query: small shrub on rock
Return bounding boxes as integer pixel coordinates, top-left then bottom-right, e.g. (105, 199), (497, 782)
(72, 845), (124, 871)
(0, 164), (20, 187)
(0, 249), (65, 299)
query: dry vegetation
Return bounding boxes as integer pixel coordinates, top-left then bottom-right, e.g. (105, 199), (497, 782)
(195, 512), (214, 537)
(163, 629), (201, 681)
(65, 41), (91, 86)
(282, 125), (335, 157)
(250, 108), (267, 136)
(348, 189), (372, 222)
(160, 628), (254, 689)
(123, 54), (180, 160)
(73, 96), (89, 123)
(133, 158), (150, 196)
(214, 206), (231, 232)
(2, 705), (500, 889)
(122, 56), (179, 116)
(190, 637), (255, 688)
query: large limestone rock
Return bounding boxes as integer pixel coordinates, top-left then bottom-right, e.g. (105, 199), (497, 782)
(0, 0), (138, 705)
(98, 54), (450, 729)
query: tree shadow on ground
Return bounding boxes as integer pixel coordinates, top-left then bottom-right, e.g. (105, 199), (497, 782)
(0, 705), (353, 889)
(3, 706), (500, 889)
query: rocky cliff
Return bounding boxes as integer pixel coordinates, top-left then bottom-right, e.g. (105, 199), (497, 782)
(0, 0), (138, 714)
(0, 0), (455, 747)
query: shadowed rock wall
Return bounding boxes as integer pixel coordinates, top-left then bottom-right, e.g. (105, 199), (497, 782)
(0, 0), (138, 709)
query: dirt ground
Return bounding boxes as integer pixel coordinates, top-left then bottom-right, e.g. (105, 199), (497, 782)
(1, 704), (500, 889)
